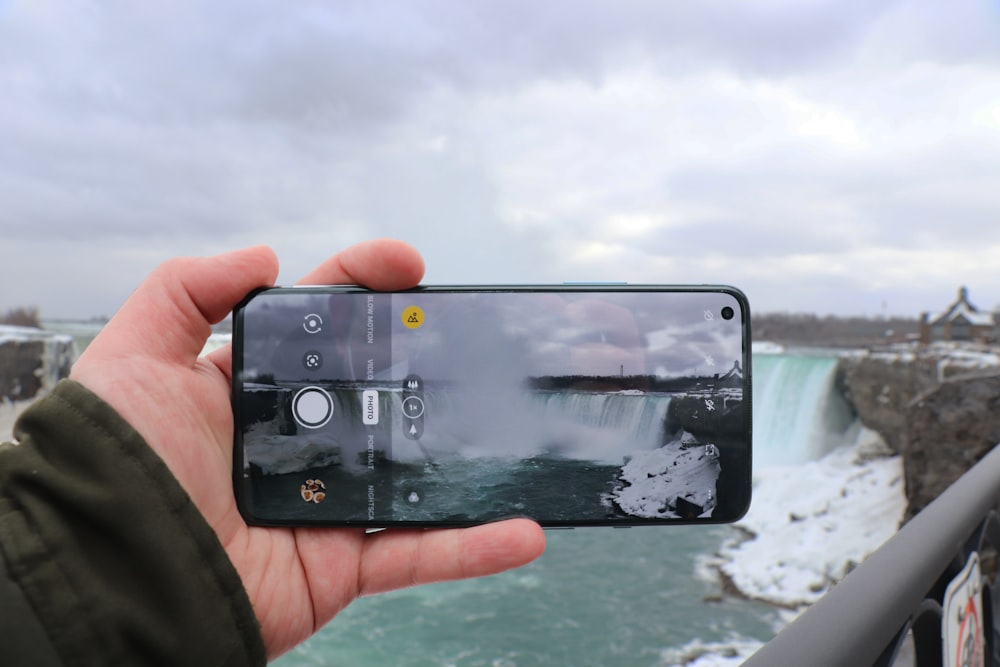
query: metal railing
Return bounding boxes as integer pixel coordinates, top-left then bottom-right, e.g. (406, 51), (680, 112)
(743, 444), (1000, 666)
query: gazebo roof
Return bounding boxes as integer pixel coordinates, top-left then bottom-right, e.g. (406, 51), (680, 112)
(929, 286), (994, 327)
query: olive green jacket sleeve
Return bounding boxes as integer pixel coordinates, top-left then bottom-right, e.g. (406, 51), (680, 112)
(0, 380), (266, 666)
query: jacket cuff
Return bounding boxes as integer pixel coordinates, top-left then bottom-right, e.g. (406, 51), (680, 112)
(0, 379), (266, 666)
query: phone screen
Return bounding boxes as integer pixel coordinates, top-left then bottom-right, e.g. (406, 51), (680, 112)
(233, 286), (750, 526)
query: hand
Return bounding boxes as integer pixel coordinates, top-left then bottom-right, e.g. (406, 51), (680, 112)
(70, 240), (546, 658)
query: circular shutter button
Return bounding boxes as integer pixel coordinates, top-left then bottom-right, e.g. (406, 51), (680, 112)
(292, 386), (334, 429)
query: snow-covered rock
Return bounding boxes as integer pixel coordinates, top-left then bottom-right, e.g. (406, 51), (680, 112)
(661, 638), (765, 667)
(710, 427), (905, 609)
(613, 434), (721, 518)
(242, 420), (344, 474)
(0, 325), (74, 401)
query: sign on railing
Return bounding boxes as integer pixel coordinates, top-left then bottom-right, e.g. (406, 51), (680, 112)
(943, 553), (984, 667)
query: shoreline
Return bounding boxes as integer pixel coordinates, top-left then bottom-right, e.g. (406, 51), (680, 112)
(677, 427), (906, 665)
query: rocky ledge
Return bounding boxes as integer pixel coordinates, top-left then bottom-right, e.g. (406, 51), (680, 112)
(837, 343), (1000, 520)
(0, 325), (75, 402)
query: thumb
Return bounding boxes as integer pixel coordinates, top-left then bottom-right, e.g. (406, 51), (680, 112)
(79, 246), (279, 366)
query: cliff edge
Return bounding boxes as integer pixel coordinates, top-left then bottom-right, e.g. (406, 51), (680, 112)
(837, 343), (1000, 519)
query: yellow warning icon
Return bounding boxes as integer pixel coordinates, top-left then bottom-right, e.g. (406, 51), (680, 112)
(401, 305), (424, 330)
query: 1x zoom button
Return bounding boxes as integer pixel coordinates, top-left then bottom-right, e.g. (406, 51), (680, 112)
(401, 395), (425, 420)
(292, 386), (334, 429)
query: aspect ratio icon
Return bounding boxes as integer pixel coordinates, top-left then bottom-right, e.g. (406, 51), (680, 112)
(303, 313), (323, 334)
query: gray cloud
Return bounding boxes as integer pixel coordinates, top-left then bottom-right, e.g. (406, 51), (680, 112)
(2, 0), (999, 318)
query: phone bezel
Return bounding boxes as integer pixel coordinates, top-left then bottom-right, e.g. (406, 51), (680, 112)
(232, 284), (752, 528)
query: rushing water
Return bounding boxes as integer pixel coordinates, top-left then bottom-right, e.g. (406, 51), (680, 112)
(277, 526), (781, 667)
(273, 350), (856, 667)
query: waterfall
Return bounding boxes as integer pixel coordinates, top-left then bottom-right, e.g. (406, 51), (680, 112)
(255, 351), (846, 472)
(532, 391), (673, 452)
(752, 352), (855, 467)
(409, 387), (674, 463)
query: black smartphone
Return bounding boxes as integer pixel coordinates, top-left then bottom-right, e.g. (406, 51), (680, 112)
(232, 285), (751, 527)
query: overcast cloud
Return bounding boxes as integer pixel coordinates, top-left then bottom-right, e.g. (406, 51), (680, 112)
(2, 0), (1000, 318)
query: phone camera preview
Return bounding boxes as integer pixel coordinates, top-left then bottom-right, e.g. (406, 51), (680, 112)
(721, 306), (735, 321)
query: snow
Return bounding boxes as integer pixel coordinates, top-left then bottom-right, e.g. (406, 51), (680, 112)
(751, 341), (786, 355)
(673, 426), (905, 664)
(866, 341), (1000, 371)
(613, 434), (721, 518)
(0, 324), (63, 344)
(709, 425), (905, 609)
(0, 324), (73, 348)
(660, 638), (764, 666)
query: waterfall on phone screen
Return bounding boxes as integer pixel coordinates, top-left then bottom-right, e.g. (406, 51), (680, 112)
(412, 387), (672, 463)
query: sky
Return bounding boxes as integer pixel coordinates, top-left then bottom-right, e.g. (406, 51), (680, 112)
(2, 0), (1000, 319)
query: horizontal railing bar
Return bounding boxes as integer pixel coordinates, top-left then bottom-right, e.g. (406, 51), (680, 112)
(743, 444), (1000, 667)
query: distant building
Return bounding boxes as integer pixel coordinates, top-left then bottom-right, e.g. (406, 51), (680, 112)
(919, 286), (998, 344)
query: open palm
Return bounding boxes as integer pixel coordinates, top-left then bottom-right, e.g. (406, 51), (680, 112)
(70, 240), (545, 659)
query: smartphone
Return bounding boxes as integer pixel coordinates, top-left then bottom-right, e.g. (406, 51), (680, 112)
(232, 285), (751, 527)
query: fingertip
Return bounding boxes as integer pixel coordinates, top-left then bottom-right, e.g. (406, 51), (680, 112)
(365, 238), (425, 289)
(511, 519), (546, 561)
(521, 519), (547, 559)
(222, 245), (280, 290)
(504, 518), (547, 561)
(186, 245), (280, 323)
(464, 518), (547, 575)
(368, 238), (425, 284)
(312, 238), (424, 290)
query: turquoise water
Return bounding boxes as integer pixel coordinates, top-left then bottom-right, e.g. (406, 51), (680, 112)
(275, 526), (781, 667)
(272, 350), (849, 666)
(751, 353), (853, 466)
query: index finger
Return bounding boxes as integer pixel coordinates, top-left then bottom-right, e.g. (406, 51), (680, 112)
(296, 238), (425, 290)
